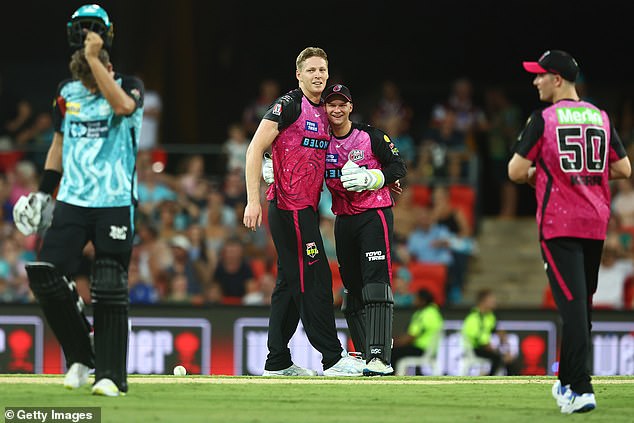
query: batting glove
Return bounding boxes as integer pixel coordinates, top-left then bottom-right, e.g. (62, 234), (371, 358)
(13, 192), (54, 236)
(340, 160), (385, 192)
(262, 153), (274, 185)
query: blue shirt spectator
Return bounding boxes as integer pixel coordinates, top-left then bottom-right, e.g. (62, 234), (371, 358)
(407, 207), (452, 265)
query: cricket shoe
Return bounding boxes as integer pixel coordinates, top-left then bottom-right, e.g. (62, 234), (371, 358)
(551, 380), (571, 407)
(92, 378), (124, 397)
(323, 352), (364, 377)
(363, 358), (394, 376)
(63, 362), (91, 389)
(560, 392), (596, 414)
(262, 364), (317, 376)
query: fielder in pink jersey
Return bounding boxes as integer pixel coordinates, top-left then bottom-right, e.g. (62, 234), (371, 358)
(323, 84), (407, 376)
(244, 48), (364, 377)
(508, 50), (631, 414)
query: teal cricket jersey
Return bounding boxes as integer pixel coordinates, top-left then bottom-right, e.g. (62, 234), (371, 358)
(52, 74), (144, 207)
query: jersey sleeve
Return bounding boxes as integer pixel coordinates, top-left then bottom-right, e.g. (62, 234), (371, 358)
(607, 116), (627, 162)
(368, 127), (407, 184)
(262, 92), (302, 131)
(514, 110), (545, 161)
(52, 79), (71, 133)
(121, 76), (145, 111)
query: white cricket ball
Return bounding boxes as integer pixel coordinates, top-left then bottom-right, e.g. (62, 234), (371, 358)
(173, 365), (187, 376)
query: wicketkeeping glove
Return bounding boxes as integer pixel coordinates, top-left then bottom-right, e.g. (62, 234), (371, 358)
(262, 153), (274, 185)
(340, 160), (385, 192)
(13, 192), (54, 236)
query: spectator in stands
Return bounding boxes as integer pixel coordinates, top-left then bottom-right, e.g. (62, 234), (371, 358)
(605, 214), (631, 255)
(462, 289), (519, 375)
(371, 80), (413, 134)
(223, 169), (247, 208)
(242, 79), (280, 137)
(594, 244), (633, 309)
(0, 236), (31, 303)
(484, 87), (522, 218)
(186, 223), (213, 288)
(167, 234), (203, 303)
(137, 151), (177, 218)
(242, 272), (276, 306)
(203, 282), (223, 305)
(14, 112), (54, 170)
(134, 218), (171, 298)
(0, 174), (13, 223)
(201, 190), (232, 268)
(407, 206), (452, 265)
(392, 185), (418, 242)
(8, 161), (39, 206)
(431, 185), (474, 304)
(419, 110), (467, 181)
(612, 178), (634, 228)
(431, 77), (487, 136)
(138, 82), (162, 151)
(0, 72), (33, 145)
(128, 253), (158, 305)
(166, 273), (191, 303)
(223, 123), (250, 175)
(212, 237), (254, 301)
(391, 289), (444, 373)
(392, 267), (414, 308)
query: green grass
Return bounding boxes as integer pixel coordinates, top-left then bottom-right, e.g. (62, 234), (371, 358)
(1, 376), (632, 423)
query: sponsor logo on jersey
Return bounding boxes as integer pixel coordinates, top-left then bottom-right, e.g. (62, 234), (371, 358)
(109, 225), (128, 241)
(365, 250), (386, 261)
(325, 153), (338, 164)
(272, 103), (282, 116)
(324, 168), (343, 179)
(305, 120), (319, 132)
(305, 242), (319, 258)
(348, 149), (364, 162)
(389, 142), (400, 154)
(301, 137), (329, 150)
(384, 134), (391, 143)
(557, 107), (603, 125)
(130, 88), (141, 101)
(69, 119), (109, 139)
(65, 102), (81, 115)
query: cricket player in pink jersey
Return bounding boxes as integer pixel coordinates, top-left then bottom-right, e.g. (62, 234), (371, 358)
(508, 50), (631, 414)
(322, 84), (407, 375)
(244, 48), (364, 377)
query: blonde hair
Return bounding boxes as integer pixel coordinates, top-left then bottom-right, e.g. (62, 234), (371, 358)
(296, 47), (328, 71)
(69, 48), (110, 90)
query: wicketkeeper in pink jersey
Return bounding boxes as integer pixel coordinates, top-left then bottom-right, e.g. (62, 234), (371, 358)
(508, 50), (631, 414)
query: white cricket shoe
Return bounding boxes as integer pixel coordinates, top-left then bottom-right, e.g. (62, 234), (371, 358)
(551, 380), (571, 407)
(560, 392), (596, 414)
(262, 363), (317, 376)
(323, 352), (364, 377)
(92, 378), (123, 397)
(363, 357), (394, 376)
(63, 363), (91, 389)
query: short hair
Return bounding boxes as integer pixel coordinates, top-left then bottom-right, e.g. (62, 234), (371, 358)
(296, 47), (328, 71)
(476, 288), (493, 304)
(417, 289), (435, 305)
(69, 48), (110, 88)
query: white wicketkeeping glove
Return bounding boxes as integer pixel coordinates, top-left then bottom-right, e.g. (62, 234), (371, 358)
(262, 153), (274, 185)
(340, 160), (385, 192)
(13, 192), (54, 236)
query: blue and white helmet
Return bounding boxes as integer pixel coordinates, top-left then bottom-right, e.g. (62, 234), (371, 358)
(67, 4), (114, 50)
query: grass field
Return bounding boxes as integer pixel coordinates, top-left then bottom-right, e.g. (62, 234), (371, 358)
(1, 376), (633, 423)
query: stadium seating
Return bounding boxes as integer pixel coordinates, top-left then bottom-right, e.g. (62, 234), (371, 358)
(411, 184), (431, 206)
(407, 262), (447, 306)
(624, 276), (634, 310)
(395, 330), (442, 376)
(449, 184), (476, 230)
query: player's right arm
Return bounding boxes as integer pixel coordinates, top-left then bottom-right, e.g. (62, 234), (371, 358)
(508, 111), (544, 184)
(244, 119), (278, 230)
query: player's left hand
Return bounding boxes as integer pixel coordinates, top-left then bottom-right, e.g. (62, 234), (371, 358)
(388, 179), (402, 195)
(83, 30), (104, 59)
(527, 167), (536, 188)
(340, 160), (385, 192)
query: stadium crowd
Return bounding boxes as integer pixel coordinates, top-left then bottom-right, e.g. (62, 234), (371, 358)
(2, 74), (634, 310)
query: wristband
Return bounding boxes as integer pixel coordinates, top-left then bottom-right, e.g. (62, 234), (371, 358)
(39, 169), (62, 194)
